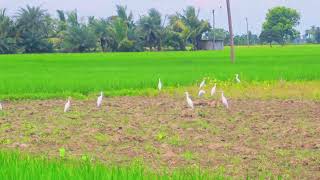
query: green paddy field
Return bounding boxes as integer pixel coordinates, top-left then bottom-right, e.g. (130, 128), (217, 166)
(0, 45), (319, 99)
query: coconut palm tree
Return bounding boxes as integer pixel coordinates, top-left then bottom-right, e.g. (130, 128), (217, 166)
(62, 10), (97, 52)
(165, 6), (209, 50)
(164, 15), (190, 50)
(105, 5), (142, 52)
(178, 6), (210, 50)
(88, 17), (110, 51)
(0, 9), (16, 53)
(16, 6), (53, 53)
(137, 8), (163, 51)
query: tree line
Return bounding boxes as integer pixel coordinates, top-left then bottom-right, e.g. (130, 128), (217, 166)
(0, 5), (215, 53)
(0, 5), (319, 54)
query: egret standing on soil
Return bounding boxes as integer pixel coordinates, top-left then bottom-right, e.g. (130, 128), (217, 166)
(198, 89), (206, 97)
(199, 79), (205, 89)
(235, 74), (241, 83)
(158, 78), (162, 91)
(64, 97), (71, 113)
(185, 92), (194, 109)
(97, 92), (103, 107)
(221, 91), (229, 109)
(211, 83), (217, 96)
(0, 102), (2, 111)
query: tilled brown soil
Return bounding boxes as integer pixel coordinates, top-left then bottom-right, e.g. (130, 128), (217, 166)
(0, 95), (320, 178)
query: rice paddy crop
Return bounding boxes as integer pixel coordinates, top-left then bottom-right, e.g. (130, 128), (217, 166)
(0, 45), (319, 99)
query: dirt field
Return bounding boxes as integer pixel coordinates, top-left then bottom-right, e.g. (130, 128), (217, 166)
(0, 95), (319, 178)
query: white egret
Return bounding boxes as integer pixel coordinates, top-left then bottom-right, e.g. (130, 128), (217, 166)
(235, 74), (241, 83)
(198, 89), (206, 97)
(211, 83), (217, 96)
(0, 102), (2, 111)
(97, 91), (103, 107)
(199, 79), (205, 89)
(158, 78), (162, 91)
(64, 97), (71, 113)
(221, 91), (229, 109)
(185, 92), (194, 109)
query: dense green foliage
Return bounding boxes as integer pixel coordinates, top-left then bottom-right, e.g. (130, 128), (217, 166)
(0, 5), (219, 53)
(0, 45), (319, 99)
(233, 32), (260, 46)
(0, 151), (226, 180)
(260, 7), (300, 45)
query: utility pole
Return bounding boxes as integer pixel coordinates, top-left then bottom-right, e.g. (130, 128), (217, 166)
(212, 10), (216, 50)
(226, 0), (235, 63)
(246, 17), (250, 47)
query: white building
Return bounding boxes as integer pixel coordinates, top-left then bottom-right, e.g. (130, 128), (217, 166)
(199, 39), (224, 50)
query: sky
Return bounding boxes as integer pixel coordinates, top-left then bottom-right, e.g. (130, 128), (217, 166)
(2, 0), (319, 34)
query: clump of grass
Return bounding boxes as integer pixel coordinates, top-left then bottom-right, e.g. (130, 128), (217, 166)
(167, 134), (186, 147)
(59, 148), (66, 159)
(0, 138), (11, 145)
(93, 133), (110, 143)
(182, 151), (197, 161)
(156, 131), (167, 141)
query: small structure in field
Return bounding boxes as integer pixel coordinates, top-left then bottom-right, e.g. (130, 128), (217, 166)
(199, 39), (224, 50)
